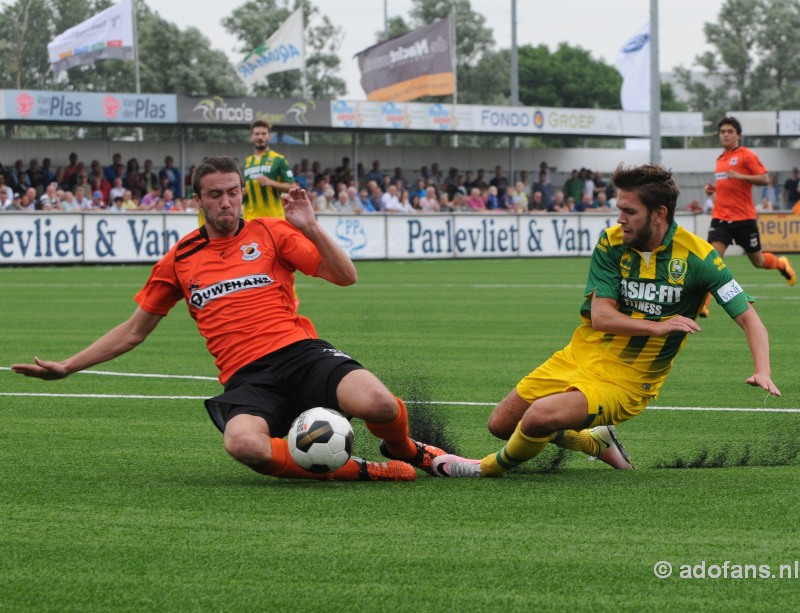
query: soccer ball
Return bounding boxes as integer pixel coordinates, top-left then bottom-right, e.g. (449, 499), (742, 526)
(288, 407), (354, 473)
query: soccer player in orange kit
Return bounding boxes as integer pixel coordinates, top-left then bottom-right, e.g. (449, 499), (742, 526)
(12, 156), (444, 482)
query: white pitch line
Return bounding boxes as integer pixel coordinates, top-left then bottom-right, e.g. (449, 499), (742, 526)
(0, 392), (797, 413)
(2, 368), (796, 412)
(73, 369), (218, 381)
(0, 392), (206, 400)
(0, 366), (217, 381)
(646, 405), (800, 414)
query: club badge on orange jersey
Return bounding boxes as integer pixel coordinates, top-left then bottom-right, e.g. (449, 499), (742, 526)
(240, 243), (262, 261)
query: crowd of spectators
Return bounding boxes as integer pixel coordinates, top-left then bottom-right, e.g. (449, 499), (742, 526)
(0, 153), (192, 214)
(295, 158), (618, 215)
(5, 152), (797, 216)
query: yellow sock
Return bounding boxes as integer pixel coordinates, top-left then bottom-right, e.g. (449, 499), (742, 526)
(480, 422), (549, 476)
(551, 429), (600, 457)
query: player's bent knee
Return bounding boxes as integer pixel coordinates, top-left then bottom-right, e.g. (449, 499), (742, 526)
(362, 389), (398, 422)
(223, 431), (271, 465)
(340, 385), (398, 422)
(520, 411), (560, 437)
(487, 414), (515, 440)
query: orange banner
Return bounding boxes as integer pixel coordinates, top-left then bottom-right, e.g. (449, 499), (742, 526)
(366, 72), (455, 103)
(758, 213), (800, 252)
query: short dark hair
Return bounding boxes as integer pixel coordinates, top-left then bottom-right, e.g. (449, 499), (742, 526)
(251, 119), (271, 131)
(192, 156), (244, 197)
(718, 116), (742, 135)
(611, 163), (680, 225)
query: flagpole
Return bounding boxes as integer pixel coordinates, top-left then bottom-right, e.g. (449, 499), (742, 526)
(131, 0), (140, 94)
(384, 1), (391, 148)
(450, 10), (458, 148)
(510, 0), (519, 161)
(300, 8), (309, 145)
(131, 0), (142, 142)
(649, 0), (661, 163)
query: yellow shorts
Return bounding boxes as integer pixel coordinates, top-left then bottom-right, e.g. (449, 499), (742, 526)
(516, 347), (650, 428)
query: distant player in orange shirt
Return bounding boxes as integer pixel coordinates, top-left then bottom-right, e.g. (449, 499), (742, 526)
(12, 156), (445, 482)
(700, 116), (795, 316)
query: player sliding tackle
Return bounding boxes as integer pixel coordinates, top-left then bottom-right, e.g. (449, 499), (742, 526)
(12, 156), (445, 482)
(433, 163), (782, 478)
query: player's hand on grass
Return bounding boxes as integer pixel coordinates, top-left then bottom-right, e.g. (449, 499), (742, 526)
(746, 372), (781, 397)
(10, 357), (70, 380)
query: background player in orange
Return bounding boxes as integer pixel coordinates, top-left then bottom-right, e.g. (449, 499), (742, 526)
(701, 116), (795, 316)
(12, 156), (444, 482)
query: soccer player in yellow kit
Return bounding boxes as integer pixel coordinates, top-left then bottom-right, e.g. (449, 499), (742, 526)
(432, 163), (782, 478)
(197, 120), (294, 222)
(242, 119), (300, 305)
(242, 119), (295, 219)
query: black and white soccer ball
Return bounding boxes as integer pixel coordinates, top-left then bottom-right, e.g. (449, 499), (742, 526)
(288, 407), (354, 473)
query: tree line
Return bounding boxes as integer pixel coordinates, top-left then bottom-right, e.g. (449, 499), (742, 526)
(1, 0), (797, 142)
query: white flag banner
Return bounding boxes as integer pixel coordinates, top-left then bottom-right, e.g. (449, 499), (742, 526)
(47, 0), (134, 76)
(616, 22), (651, 111)
(235, 8), (305, 87)
(616, 22), (651, 150)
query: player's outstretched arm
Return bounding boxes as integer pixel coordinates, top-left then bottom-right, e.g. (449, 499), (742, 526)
(734, 305), (781, 397)
(11, 307), (164, 380)
(281, 187), (357, 287)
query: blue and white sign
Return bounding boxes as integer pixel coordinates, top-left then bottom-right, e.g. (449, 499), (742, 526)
(0, 213), (711, 265)
(4, 90), (176, 123)
(317, 214), (385, 259)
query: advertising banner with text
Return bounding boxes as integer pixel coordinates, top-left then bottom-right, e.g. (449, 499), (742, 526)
(3, 89), (176, 123)
(355, 17), (454, 102)
(0, 214), (197, 264)
(5, 213), (797, 266)
(177, 95), (330, 127)
(470, 105), (702, 137)
(758, 214), (800, 252)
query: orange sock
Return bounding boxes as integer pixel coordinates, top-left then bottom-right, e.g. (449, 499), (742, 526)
(269, 437), (371, 481)
(365, 397), (416, 459)
(762, 252), (780, 270)
(327, 458), (364, 480)
(264, 437), (327, 480)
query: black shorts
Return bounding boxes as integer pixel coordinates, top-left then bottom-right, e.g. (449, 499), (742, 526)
(204, 339), (363, 437)
(707, 218), (762, 253)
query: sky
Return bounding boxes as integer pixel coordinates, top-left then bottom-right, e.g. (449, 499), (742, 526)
(150, 0), (726, 99)
(4, 0), (727, 98)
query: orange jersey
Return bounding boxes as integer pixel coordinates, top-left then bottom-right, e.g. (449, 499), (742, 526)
(134, 218), (321, 384)
(712, 146), (767, 222)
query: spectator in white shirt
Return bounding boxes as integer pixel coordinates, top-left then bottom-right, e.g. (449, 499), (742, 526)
(380, 184), (402, 212)
(0, 175), (13, 209)
(74, 187), (92, 210)
(108, 177), (126, 202)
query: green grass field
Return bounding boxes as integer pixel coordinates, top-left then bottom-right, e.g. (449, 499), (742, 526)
(2, 256), (799, 612)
